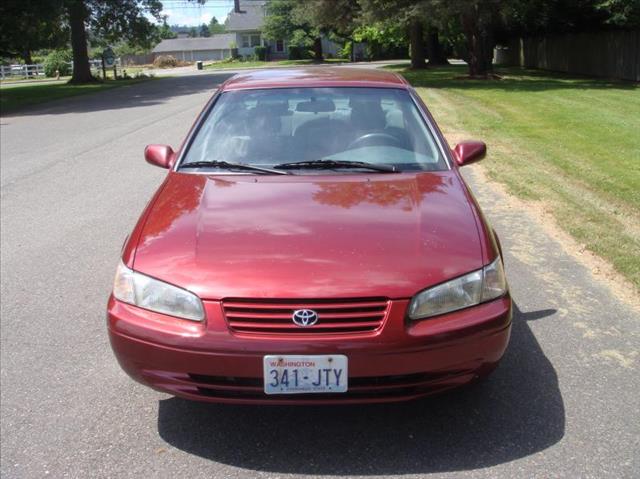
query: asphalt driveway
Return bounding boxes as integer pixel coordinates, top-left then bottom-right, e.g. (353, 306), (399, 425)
(1, 71), (638, 478)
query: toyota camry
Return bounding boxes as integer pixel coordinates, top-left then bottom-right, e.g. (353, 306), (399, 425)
(107, 67), (511, 404)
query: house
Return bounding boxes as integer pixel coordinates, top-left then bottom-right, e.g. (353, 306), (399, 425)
(151, 34), (236, 62)
(149, 0), (346, 64)
(226, 0), (288, 59)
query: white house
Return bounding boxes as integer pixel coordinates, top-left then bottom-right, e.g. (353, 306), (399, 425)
(225, 0), (288, 59)
(151, 0), (346, 63)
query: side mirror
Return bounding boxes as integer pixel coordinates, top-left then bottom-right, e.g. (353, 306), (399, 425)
(144, 144), (176, 169)
(453, 141), (486, 166)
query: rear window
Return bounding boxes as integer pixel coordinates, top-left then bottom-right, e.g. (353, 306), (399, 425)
(182, 87), (448, 172)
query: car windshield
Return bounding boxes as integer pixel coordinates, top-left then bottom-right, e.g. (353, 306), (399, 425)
(181, 87), (448, 173)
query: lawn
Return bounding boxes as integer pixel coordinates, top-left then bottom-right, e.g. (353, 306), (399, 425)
(205, 58), (346, 70)
(390, 65), (640, 289)
(0, 76), (154, 114)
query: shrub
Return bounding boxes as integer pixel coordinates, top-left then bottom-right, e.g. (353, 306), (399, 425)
(288, 46), (310, 60)
(153, 55), (179, 68)
(339, 42), (352, 60)
(43, 50), (72, 77)
(254, 46), (267, 61)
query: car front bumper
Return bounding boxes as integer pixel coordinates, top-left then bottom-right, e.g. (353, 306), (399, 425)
(107, 295), (512, 404)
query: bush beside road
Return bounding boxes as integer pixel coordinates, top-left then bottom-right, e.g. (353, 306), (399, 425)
(392, 65), (640, 291)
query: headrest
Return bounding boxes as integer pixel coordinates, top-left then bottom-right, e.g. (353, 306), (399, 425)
(255, 100), (291, 116)
(296, 99), (336, 113)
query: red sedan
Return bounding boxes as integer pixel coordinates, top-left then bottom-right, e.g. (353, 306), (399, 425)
(108, 67), (511, 404)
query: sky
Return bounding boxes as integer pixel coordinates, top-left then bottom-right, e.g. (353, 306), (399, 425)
(157, 1), (235, 27)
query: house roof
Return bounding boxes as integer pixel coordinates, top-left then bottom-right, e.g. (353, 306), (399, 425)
(221, 67), (410, 91)
(225, 0), (267, 32)
(152, 34), (235, 53)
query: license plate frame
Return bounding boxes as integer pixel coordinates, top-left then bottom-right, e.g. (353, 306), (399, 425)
(263, 355), (348, 395)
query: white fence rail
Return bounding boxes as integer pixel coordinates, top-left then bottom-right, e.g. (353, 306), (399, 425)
(1, 59), (123, 80)
(0, 64), (45, 79)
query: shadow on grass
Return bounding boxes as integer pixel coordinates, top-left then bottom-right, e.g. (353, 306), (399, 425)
(157, 303), (564, 475)
(388, 64), (638, 91)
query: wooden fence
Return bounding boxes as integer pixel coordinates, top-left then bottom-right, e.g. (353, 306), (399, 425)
(497, 30), (639, 82)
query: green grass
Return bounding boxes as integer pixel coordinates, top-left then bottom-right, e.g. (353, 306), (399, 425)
(390, 65), (640, 289)
(205, 58), (346, 70)
(0, 76), (72, 85)
(0, 76), (154, 114)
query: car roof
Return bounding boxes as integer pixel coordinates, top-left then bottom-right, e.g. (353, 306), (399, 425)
(220, 67), (410, 91)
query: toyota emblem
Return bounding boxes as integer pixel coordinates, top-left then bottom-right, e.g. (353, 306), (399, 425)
(292, 309), (319, 327)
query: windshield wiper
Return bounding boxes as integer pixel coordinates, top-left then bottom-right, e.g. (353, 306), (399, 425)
(180, 160), (289, 175)
(273, 159), (398, 173)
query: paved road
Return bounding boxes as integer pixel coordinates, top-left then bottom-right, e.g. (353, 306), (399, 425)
(1, 71), (638, 478)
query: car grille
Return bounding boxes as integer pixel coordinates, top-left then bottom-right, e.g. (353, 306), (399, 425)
(222, 298), (389, 334)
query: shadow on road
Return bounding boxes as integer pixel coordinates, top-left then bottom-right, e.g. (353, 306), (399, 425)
(4, 73), (235, 117)
(157, 303), (564, 475)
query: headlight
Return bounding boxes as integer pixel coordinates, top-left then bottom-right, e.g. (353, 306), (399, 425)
(408, 256), (507, 320)
(112, 261), (204, 321)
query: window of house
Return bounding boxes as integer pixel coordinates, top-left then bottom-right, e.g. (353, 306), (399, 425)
(242, 34), (261, 48)
(276, 39), (284, 52)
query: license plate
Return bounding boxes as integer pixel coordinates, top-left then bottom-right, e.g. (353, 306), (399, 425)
(263, 355), (348, 394)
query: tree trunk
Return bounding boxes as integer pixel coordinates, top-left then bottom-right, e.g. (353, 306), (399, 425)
(313, 37), (323, 62)
(426, 30), (448, 66)
(461, 6), (493, 77)
(461, 10), (480, 76)
(68, 0), (94, 83)
(409, 19), (426, 69)
(22, 49), (33, 75)
(480, 29), (495, 74)
(22, 49), (33, 65)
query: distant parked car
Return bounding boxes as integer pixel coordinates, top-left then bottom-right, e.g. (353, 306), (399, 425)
(107, 67), (512, 404)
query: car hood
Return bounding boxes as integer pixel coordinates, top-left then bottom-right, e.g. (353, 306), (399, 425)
(133, 171), (483, 300)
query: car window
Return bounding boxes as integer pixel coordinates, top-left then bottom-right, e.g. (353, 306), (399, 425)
(182, 87), (447, 172)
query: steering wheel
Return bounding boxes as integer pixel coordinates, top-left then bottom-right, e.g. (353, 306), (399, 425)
(347, 132), (403, 150)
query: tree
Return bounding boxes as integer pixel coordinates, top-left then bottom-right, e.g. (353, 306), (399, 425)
(351, 22), (408, 60)
(305, 0), (362, 60)
(200, 23), (210, 37)
(306, 0), (361, 40)
(412, 1), (504, 75)
(263, 0), (323, 60)
(65, 0), (163, 83)
(431, 0), (640, 76)
(0, 0), (67, 64)
(189, 27), (198, 38)
(158, 22), (177, 39)
(209, 16), (225, 33)
(440, 0), (500, 76)
(596, 0), (640, 27)
(425, 29), (449, 65)
(359, 0), (431, 69)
